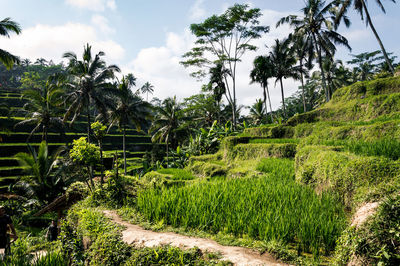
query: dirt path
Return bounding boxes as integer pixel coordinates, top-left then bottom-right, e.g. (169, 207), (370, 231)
(103, 210), (287, 266)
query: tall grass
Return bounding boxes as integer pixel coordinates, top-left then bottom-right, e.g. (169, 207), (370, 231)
(320, 138), (400, 160)
(137, 158), (346, 256)
(345, 138), (400, 160)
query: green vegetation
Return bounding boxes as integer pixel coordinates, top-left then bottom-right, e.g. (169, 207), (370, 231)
(137, 158), (346, 256)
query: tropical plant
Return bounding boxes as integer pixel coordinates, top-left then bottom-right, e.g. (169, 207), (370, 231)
(249, 99), (266, 126)
(14, 141), (67, 203)
(277, 0), (351, 102)
(268, 38), (302, 117)
(290, 33), (314, 112)
(69, 137), (100, 191)
(150, 96), (186, 166)
(250, 55), (275, 122)
(336, 0), (396, 74)
(108, 76), (152, 175)
(0, 17), (21, 69)
(140, 82), (154, 101)
(181, 4), (269, 126)
(63, 43), (120, 142)
(15, 75), (65, 143)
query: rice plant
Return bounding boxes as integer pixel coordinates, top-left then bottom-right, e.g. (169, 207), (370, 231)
(137, 158), (346, 256)
(157, 168), (195, 180)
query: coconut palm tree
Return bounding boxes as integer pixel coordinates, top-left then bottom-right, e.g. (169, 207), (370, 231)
(141, 82), (154, 101)
(0, 17), (21, 69)
(336, 0), (396, 74)
(108, 76), (152, 175)
(63, 43), (120, 143)
(15, 76), (64, 143)
(250, 55), (275, 122)
(289, 33), (314, 112)
(150, 96), (185, 167)
(277, 0), (351, 102)
(269, 38), (302, 118)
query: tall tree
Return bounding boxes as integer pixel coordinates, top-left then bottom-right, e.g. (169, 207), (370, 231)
(63, 43), (120, 142)
(336, 0), (396, 74)
(277, 0), (351, 102)
(181, 4), (269, 127)
(140, 82), (154, 101)
(15, 75), (64, 143)
(250, 55), (275, 122)
(289, 33), (314, 112)
(150, 96), (186, 167)
(269, 38), (302, 118)
(0, 17), (21, 69)
(108, 76), (152, 175)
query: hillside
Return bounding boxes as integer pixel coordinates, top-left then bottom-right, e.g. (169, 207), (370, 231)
(0, 87), (154, 190)
(158, 75), (400, 264)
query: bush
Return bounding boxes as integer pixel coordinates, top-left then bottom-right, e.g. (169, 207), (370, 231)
(125, 245), (210, 265)
(295, 145), (400, 207)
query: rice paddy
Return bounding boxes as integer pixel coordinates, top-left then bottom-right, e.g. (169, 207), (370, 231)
(137, 158), (346, 255)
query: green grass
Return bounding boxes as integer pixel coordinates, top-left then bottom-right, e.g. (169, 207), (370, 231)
(157, 168), (195, 180)
(248, 138), (299, 144)
(137, 158), (346, 256)
(319, 138), (400, 160)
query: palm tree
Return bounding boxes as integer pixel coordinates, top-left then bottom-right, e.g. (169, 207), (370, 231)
(108, 76), (152, 175)
(63, 43), (120, 143)
(141, 82), (154, 101)
(277, 0), (351, 102)
(150, 96), (185, 167)
(0, 17), (21, 69)
(250, 55), (275, 122)
(268, 38), (302, 118)
(290, 33), (314, 112)
(15, 76), (64, 143)
(249, 99), (266, 125)
(15, 141), (66, 204)
(336, 0), (396, 74)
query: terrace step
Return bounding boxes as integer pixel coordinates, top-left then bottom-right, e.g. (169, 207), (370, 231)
(0, 166), (25, 177)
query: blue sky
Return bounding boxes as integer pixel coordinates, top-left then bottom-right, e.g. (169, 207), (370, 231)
(1, 0), (399, 110)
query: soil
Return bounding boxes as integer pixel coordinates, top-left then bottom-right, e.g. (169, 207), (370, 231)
(103, 210), (288, 266)
(351, 202), (379, 228)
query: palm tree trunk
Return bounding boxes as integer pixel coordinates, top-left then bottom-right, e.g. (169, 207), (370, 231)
(312, 33), (330, 102)
(362, 0), (395, 74)
(299, 59), (307, 112)
(87, 106), (91, 143)
(166, 143), (169, 167)
(265, 83), (274, 123)
(262, 84), (268, 122)
(279, 78), (286, 118)
(123, 126), (127, 175)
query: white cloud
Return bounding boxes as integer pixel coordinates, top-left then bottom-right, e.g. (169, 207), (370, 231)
(106, 0), (116, 10)
(91, 14), (114, 34)
(65, 0), (116, 12)
(0, 23), (125, 63)
(189, 0), (206, 20)
(124, 8), (300, 112)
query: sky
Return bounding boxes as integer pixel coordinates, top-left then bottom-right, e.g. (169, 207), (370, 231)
(1, 0), (399, 111)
